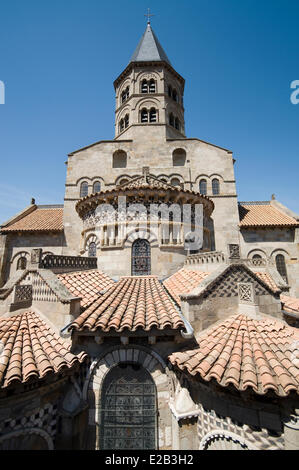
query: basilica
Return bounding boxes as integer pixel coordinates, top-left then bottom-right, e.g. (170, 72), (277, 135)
(0, 21), (299, 451)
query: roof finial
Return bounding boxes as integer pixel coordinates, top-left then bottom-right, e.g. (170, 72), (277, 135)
(144, 8), (154, 25)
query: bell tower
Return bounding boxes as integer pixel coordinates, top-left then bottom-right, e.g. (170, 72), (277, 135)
(113, 20), (186, 142)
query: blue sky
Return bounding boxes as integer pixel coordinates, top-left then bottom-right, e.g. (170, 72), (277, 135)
(0, 0), (298, 222)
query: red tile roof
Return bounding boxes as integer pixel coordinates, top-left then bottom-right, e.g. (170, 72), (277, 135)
(1, 208), (63, 232)
(254, 272), (280, 293)
(57, 270), (115, 308)
(281, 295), (299, 314)
(70, 275), (184, 332)
(169, 314), (299, 397)
(0, 311), (87, 388)
(163, 268), (210, 305)
(239, 203), (298, 228)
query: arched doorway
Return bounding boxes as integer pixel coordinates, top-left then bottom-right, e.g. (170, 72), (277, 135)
(100, 363), (157, 450)
(131, 239), (151, 276)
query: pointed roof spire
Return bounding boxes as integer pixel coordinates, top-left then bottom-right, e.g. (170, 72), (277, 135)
(130, 22), (172, 66)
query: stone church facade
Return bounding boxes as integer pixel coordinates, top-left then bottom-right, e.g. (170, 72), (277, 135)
(0, 22), (298, 451)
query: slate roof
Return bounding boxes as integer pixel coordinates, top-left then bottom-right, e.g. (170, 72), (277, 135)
(0, 311), (87, 388)
(1, 207), (63, 233)
(169, 314), (299, 397)
(130, 23), (171, 65)
(70, 275), (184, 332)
(239, 202), (298, 228)
(57, 270), (115, 308)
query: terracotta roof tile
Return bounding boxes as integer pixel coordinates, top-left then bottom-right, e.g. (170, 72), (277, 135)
(169, 314), (299, 397)
(239, 203), (298, 228)
(254, 272), (280, 292)
(163, 268), (209, 305)
(1, 208), (63, 232)
(70, 275), (184, 332)
(281, 295), (299, 314)
(0, 311), (87, 388)
(57, 270), (115, 308)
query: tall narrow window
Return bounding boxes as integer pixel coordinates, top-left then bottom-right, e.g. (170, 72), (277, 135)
(149, 108), (157, 123)
(88, 242), (97, 257)
(149, 80), (156, 93)
(172, 89), (178, 102)
(169, 113), (174, 127)
(141, 80), (148, 93)
(212, 178), (220, 195)
(199, 179), (207, 195)
(124, 114), (129, 128)
(119, 119), (125, 133)
(100, 364), (157, 449)
(80, 182), (88, 198)
(132, 239), (151, 275)
(168, 85), (172, 97)
(17, 256), (27, 270)
(174, 117), (180, 130)
(93, 181), (101, 193)
(275, 254), (288, 283)
(121, 87), (129, 103)
(141, 108), (148, 123)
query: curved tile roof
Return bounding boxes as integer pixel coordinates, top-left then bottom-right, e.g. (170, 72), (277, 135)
(57, 269), (115, 308)
(70, 275), (184, 332)
(0, 311), (87, 388)
(281, 295), (299, 314)
(239, 203), (298, 228)
(169, 314), (299, 397)
(163, 268), (210, 305)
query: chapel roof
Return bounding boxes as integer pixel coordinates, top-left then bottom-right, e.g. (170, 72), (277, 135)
(1, 206), (64, 233)
(239, 202), (298, 228)
(0, 311), (87, 389)
(57, 269), (115, 308)
(281, 295), (299, 314)
(70, 275), (184, 333)
(169, 314), (299, 397)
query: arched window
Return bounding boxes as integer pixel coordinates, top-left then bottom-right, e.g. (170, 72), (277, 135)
(171, 178), (181, 187)
(149, 108), (157, 123)
(80, 181), (89, 198)
(141, 108), (148, 123)
(199, 179), (207, 195)
(252, 254), (262, 259)
(168, 85), (172, 97)
(121, 86), (129, 103)
(17, 256), (27, 270)
(113, 150), (127, 168)
(172, 149), (186, 166)
(119, 178), (129, 185)
(174, 117), (180, 130)
(100, 363), (156, 449)
(119, 118), (125, 133)
(88, 241), (97, 257)
(212, 178), (220, 195)
(172, 89), (178, 102)
(93, 181), (101, 193)
(169, 113), (174, 127)
(124, 114), (129, 128)
(275, 254), (288, 283)
(149, 79), (156, 93)
(132, 239), (151, 275)
(141, 80), (148, 93)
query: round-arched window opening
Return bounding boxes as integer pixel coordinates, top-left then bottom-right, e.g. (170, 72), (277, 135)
(199, 179), (207, 195)
(80, 182), (89, 198)
(119, 119), (125, 133)
(212, 178), (220, 195)
(17, 256), (27, 270)
(100, 363), (157, 449)
(149, 108), (157, 123)
(169, 113), (174, 127)
(113, 150), (127, 168)
(141, 80), (148, 93)
(132, 239), (151, 276)
(171, 178), (181, 187)
(275, 254), (288, 283)
(172, 149), (186, 167)
(172, 89), (178, 102)
(93, 181), (101, 193)
(88, 241), (97, 258)
(149, 80), (156, 93)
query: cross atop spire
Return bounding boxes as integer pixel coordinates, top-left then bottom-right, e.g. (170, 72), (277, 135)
(144, 8), (154, 24)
